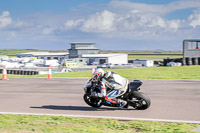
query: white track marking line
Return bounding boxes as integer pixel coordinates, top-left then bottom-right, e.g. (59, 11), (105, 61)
(0, 112), (200, 124)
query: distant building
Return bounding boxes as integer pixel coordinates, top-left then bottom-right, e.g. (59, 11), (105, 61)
(0, 55), (9, 61)
(133, 60), (154, 67)
(62, 58), (87, 68)
(15, 42), (128, 67)
(68, 42), (99, 58)
(82, 54), (128, 65)
(183, 39), (200, 65)
(16, 52), (69, 63)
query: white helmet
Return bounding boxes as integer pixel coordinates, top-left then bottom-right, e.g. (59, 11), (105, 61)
(94, 68), (104, 80)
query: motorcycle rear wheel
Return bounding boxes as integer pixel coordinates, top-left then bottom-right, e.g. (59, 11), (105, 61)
(129, 91), (151, 110)
(83, 94), (102, 108)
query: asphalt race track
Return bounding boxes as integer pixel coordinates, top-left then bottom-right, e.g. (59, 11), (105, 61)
(0, 78), (200, 123)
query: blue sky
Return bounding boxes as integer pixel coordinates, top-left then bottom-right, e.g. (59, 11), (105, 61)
(0, 0), (200, 50)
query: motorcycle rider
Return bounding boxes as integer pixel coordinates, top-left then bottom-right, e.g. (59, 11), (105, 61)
(91, 68), (128, 108)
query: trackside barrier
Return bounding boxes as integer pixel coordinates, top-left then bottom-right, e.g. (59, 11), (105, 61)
(0, 69), (39, 75)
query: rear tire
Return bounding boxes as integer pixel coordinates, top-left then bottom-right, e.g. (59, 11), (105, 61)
(129, 91), (151, 110)
(83, 94), (102, 108)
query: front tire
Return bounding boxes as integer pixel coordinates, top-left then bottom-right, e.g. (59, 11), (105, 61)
(83, 94), (102, 108)
(129, 91), (151, 110)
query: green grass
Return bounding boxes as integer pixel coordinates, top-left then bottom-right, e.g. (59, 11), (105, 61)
(0, 49), (42, 56)
(0, 49), (182, 56)
(2, 66), (200, 80)
(0, 49), (68, 56)
(101, 50), (182, 61)
(0, 114), (199, 133)
(128, 55), (182, 61)
(100, 50), (182, 54)
(101, 50), (183, 61)
(109, 66), (200, 80)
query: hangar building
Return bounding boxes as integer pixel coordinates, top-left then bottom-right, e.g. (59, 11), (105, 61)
(82, 54), (128, 65)
(16, 52), (69, 63)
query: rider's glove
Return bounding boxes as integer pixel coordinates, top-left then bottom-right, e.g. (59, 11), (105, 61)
(91, 92), (104, 98)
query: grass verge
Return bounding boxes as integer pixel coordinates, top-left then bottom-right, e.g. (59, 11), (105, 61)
(0, 49), (68, 56)
(0, 114), (199, 133)
(2, 66), (200, 80)
(128, 55), (182, 61)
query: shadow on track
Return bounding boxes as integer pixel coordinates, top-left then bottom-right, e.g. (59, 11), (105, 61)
(30, 105), (134, 111)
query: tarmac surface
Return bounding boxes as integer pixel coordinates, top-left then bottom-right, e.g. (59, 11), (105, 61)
(0, 78), (200, 123)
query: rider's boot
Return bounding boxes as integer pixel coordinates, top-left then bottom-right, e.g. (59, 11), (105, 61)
(117, 99), (127, 108)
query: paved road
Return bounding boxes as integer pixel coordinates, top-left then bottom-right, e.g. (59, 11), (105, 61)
(0, 78), (200, 122)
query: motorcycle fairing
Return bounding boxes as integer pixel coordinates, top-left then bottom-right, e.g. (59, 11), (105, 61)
(129, 80), (142, 91)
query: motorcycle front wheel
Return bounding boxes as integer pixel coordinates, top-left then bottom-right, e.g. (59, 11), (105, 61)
(129, 91), (151, 110)
(83, 94), (102, 108)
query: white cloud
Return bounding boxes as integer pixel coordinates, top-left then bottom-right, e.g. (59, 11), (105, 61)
(0, 11), (12, 28)
(63, 9), (181, 37)
(63, 19), (84, 30)
(60, 0), (200, 41)
(42, 28), (53, 35)
(151, 17), (166, 28)
(0, 0), (200, 50)
(62, 10), (116, 33)
(168, 20), (181, 31)
(81, 10), (116, 33)
(108, 0), (200, 15)
(189, 9), (200, 28)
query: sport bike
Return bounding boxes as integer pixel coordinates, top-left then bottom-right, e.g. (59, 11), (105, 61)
(83, 78), (151, 110)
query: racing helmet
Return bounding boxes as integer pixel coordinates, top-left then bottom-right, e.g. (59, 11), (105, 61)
(94, 68), (104, 80)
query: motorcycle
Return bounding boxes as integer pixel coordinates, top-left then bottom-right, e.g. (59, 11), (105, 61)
(83, 78), (151, 110)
